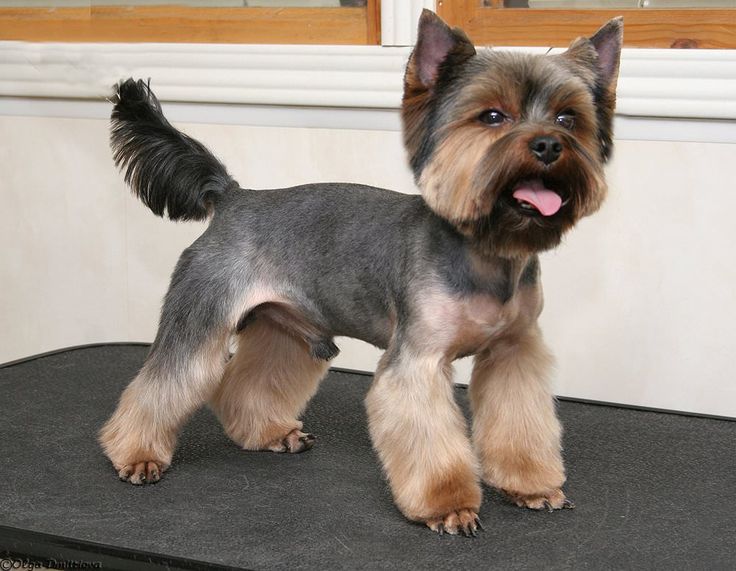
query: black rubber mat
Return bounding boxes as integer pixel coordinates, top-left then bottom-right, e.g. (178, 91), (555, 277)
(1, 345), (735, 570)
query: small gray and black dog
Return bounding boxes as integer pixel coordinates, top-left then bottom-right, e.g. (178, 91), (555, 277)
(100, 10), (622, 536)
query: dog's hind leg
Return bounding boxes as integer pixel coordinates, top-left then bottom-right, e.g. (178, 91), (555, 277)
(470, 325), (570, 511)
(210, 316), (330, 453)
(99, 249), (236, 484)
(99, 329), (230, 485)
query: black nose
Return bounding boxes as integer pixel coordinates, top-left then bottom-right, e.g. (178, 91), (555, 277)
(529, 136), (562, 165)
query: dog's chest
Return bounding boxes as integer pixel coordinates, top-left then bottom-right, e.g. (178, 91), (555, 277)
(418, 285), (542, 358)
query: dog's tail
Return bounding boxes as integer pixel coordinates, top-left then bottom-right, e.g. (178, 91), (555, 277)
(110, 78), (237, 221)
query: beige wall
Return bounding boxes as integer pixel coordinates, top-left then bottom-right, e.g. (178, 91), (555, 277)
(2, 113), (735, 417)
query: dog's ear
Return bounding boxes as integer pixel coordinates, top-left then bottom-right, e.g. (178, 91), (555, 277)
(402, 10), (476, 179)
(589, 17), (623, 92)
(407, 9), (476, 90)
(563, 18), (623, 162)
(564, 17), (623, 93)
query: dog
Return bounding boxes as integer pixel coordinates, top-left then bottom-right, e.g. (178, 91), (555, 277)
(100, 10), (622, 536)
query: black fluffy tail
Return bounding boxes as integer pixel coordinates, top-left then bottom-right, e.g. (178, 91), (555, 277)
(110, 78), (237, 221)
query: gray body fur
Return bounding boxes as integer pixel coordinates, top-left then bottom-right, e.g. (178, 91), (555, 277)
(106, 76), (540, 379)
(156, 181), (536, 365)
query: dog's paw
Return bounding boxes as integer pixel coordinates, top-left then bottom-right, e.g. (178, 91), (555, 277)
(267, 429), (316, 454)
(116, 460), (167, 485)
(503, 488), (574, 511)
(426, 509), (483, 537)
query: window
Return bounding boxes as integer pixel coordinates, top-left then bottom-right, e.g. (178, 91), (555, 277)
(1, 1), (734, 47)
(437, 0), (736, 48)
(0, 0), (381, 44)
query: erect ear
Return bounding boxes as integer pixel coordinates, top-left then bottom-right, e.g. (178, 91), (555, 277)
(562, 18), (623, 162)
(408, 9), (476, 90)
(589, 17), (623, 91)
(565, 17), (623, 92)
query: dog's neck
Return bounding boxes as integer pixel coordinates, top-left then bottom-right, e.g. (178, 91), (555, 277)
(455, 218), (541, 264)
(465, 241), (535, 294)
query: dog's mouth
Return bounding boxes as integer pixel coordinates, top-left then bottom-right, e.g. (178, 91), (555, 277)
(507, 179), (568, 217)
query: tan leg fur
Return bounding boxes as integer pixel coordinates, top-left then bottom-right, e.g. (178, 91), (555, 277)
(366, 351), (482, 535)
(470, 326), (571, 510)
(99, 333), (230, 484)
(210, 318), (329, 453)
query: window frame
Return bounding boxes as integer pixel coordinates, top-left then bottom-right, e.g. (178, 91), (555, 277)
(0, 1), (381, 45)
(437, 0), (736, 49)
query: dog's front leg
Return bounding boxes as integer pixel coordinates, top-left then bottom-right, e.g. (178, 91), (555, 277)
(470, 325), (572, 511)
(366, 349), (482, 536)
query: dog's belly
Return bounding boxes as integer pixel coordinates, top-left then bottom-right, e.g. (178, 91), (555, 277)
(236, 280), (540, 361)
(237, 284), (394, 356)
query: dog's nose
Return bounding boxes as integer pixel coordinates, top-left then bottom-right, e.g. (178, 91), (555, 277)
(529, 136), (562, 165)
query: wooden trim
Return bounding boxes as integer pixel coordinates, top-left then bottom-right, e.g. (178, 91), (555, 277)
(437, 1), (736, 49)
(0, 5), (379, 45)
(366, 0), (382, 46)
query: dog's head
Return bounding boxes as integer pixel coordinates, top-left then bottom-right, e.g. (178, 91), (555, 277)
(402, 10), (622, 257)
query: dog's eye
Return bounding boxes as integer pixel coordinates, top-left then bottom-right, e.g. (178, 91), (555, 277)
(479, 109), (507, 126)
(555, 111), (576, 130)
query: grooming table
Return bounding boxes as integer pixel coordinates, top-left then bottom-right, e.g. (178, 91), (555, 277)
(1, 344), (734, 570)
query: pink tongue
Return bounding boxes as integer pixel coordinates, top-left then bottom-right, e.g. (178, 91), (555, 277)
(512, 182), (562, 216)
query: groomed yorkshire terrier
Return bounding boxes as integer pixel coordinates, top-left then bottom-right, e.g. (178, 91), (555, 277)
(100, 10), (622, 536)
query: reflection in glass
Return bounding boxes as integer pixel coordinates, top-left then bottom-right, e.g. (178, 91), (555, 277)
(486, 0), (735, 7)
(3, 1), (367, 6)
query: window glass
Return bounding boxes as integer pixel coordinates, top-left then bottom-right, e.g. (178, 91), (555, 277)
(2, 1), (367, 6)
(490, 1), (735, 7)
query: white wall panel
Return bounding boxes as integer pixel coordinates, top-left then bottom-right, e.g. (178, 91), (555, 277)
(0, 116), (129, 355)
(541, 141), (736, 417)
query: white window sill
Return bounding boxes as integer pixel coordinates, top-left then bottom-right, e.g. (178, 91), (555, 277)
(1, 41), (735, 119)
(1, 41), (735, 144)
